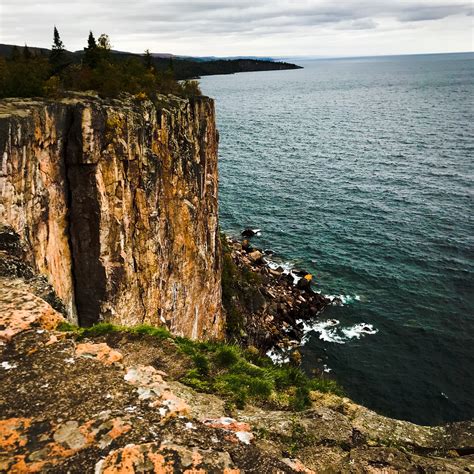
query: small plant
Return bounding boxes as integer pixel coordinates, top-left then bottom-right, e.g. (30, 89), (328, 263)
(215, 345), (240, 367)
(192, 353), (210, 376)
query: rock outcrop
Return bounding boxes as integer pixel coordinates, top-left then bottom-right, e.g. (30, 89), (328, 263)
(0, 94), (222, 339)
(1, 240), (473, 473)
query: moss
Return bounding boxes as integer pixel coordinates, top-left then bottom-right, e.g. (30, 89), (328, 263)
(105, 114), (125, 144)
(129, 324), (170, 339)
(57, 321), (79, 332)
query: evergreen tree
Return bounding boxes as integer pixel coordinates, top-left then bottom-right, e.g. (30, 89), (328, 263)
(83, 31), (99, 68)
(87, 31), (97, 49)
(144, 49), (153, 70)
(53, 27), (65, 51)
(50, 26), (66, 69)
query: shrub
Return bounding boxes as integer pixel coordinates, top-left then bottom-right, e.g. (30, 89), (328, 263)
(215, 345), (240, 367)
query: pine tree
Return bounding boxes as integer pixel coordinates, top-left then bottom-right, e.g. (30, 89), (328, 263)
(50, 26), (66, 69)
(144, 49), (153, 70)
(87, 31), (97, 50)
(53, 27), (65, 51)
(83, 31), (99, 68)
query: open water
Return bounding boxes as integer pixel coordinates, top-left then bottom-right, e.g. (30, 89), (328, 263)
(200, 53), (474, 425)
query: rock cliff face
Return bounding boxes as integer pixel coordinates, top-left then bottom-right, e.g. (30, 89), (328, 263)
(1, 231), (473, 473)
(0, 94), (222, 339)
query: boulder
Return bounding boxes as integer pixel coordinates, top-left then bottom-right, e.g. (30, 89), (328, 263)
(247, 250), (264, 265)
(241, 228), (261, 238)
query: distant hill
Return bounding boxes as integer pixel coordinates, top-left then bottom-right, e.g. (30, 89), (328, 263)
(0, 44), (302, 80)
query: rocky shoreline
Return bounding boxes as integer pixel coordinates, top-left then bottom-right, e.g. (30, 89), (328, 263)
(2, 225), (473, 472)
(222, 232), (332, 362)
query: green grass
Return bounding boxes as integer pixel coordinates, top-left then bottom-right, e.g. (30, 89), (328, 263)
(58, 321), (343, 410)
(57, 321), (170, 340)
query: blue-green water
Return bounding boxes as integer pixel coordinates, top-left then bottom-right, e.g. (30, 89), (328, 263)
(200, 53), (474, 426)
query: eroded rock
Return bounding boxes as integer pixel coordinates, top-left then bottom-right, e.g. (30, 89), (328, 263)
(0, 94), (222, 339)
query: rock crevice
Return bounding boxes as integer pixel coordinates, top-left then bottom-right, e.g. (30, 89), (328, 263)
(0, 94), (222, 339)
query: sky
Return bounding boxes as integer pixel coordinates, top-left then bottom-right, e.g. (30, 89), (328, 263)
(0, 0), (472, 57)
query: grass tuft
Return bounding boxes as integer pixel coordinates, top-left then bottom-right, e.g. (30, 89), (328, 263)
(215, 345), (240, 367)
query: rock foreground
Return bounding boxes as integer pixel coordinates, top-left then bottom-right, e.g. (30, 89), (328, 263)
(1, 231), (473, 473)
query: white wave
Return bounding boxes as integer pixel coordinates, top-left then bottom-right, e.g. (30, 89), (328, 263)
(341, 323), (378, 339)
(298, 319), (378, 345)
(266, 347), (290, 365)
(319, 294), (362, 305)
(265, 258), (363, 303)
(265, 259), (302, 283)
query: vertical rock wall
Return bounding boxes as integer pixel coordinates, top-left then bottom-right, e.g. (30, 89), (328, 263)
(0, 94), (223, 340)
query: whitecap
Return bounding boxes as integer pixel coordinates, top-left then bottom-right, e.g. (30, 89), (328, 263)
(298, 319), (378, 345)
(341, 323), (378, 339)
(319, 293), (362, 305)
(266, 347), (290, 365)
(265, 258), (303, 284)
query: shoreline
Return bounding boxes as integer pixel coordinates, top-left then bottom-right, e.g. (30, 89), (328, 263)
(222, 232), (333, 364)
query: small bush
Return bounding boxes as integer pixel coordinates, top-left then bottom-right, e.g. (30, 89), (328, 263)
(192, 353), (210, 376)
(215, 345), (240, 367)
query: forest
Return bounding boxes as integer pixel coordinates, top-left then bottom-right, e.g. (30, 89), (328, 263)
(0, 28), (300, 99)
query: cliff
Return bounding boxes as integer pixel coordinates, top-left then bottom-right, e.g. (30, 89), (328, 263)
(0, 94), (222, 339)
(0, 232), (472, 472)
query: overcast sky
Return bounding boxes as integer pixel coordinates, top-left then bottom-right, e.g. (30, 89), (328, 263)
(0, 0), (472, 57)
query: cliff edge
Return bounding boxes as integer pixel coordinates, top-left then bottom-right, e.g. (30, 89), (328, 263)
(0, 229), (473, 472)
(0, 94), (222, 339)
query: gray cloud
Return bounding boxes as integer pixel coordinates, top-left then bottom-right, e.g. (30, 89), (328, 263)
(0, 0), (471, 55)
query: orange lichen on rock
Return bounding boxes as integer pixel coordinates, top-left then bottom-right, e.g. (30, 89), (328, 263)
(203, 417), (254, 445)
(97, 444), (148, 474)
(0, 418), (32, 451)
(147, 451), (175, 474)
(75, 342), (123, 366)
(97, 442), (239, 474)
(152, 390), (191, 420)
(282, 458), (316, 474)
(203, 417), (251, 433)
(0, 280), (64, 341)
(1, 417), (133, 473)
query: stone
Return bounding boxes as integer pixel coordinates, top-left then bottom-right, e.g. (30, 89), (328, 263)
(75, 342), (123, 366)
(247, 250), (264, 265)
(241, 228), (259, 238)
(0, 278), (64, 341)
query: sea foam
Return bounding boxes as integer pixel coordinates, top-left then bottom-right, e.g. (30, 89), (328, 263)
(299, 319), (378, 345)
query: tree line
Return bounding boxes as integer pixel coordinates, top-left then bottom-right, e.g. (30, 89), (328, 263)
(0, 28), (201, 99)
